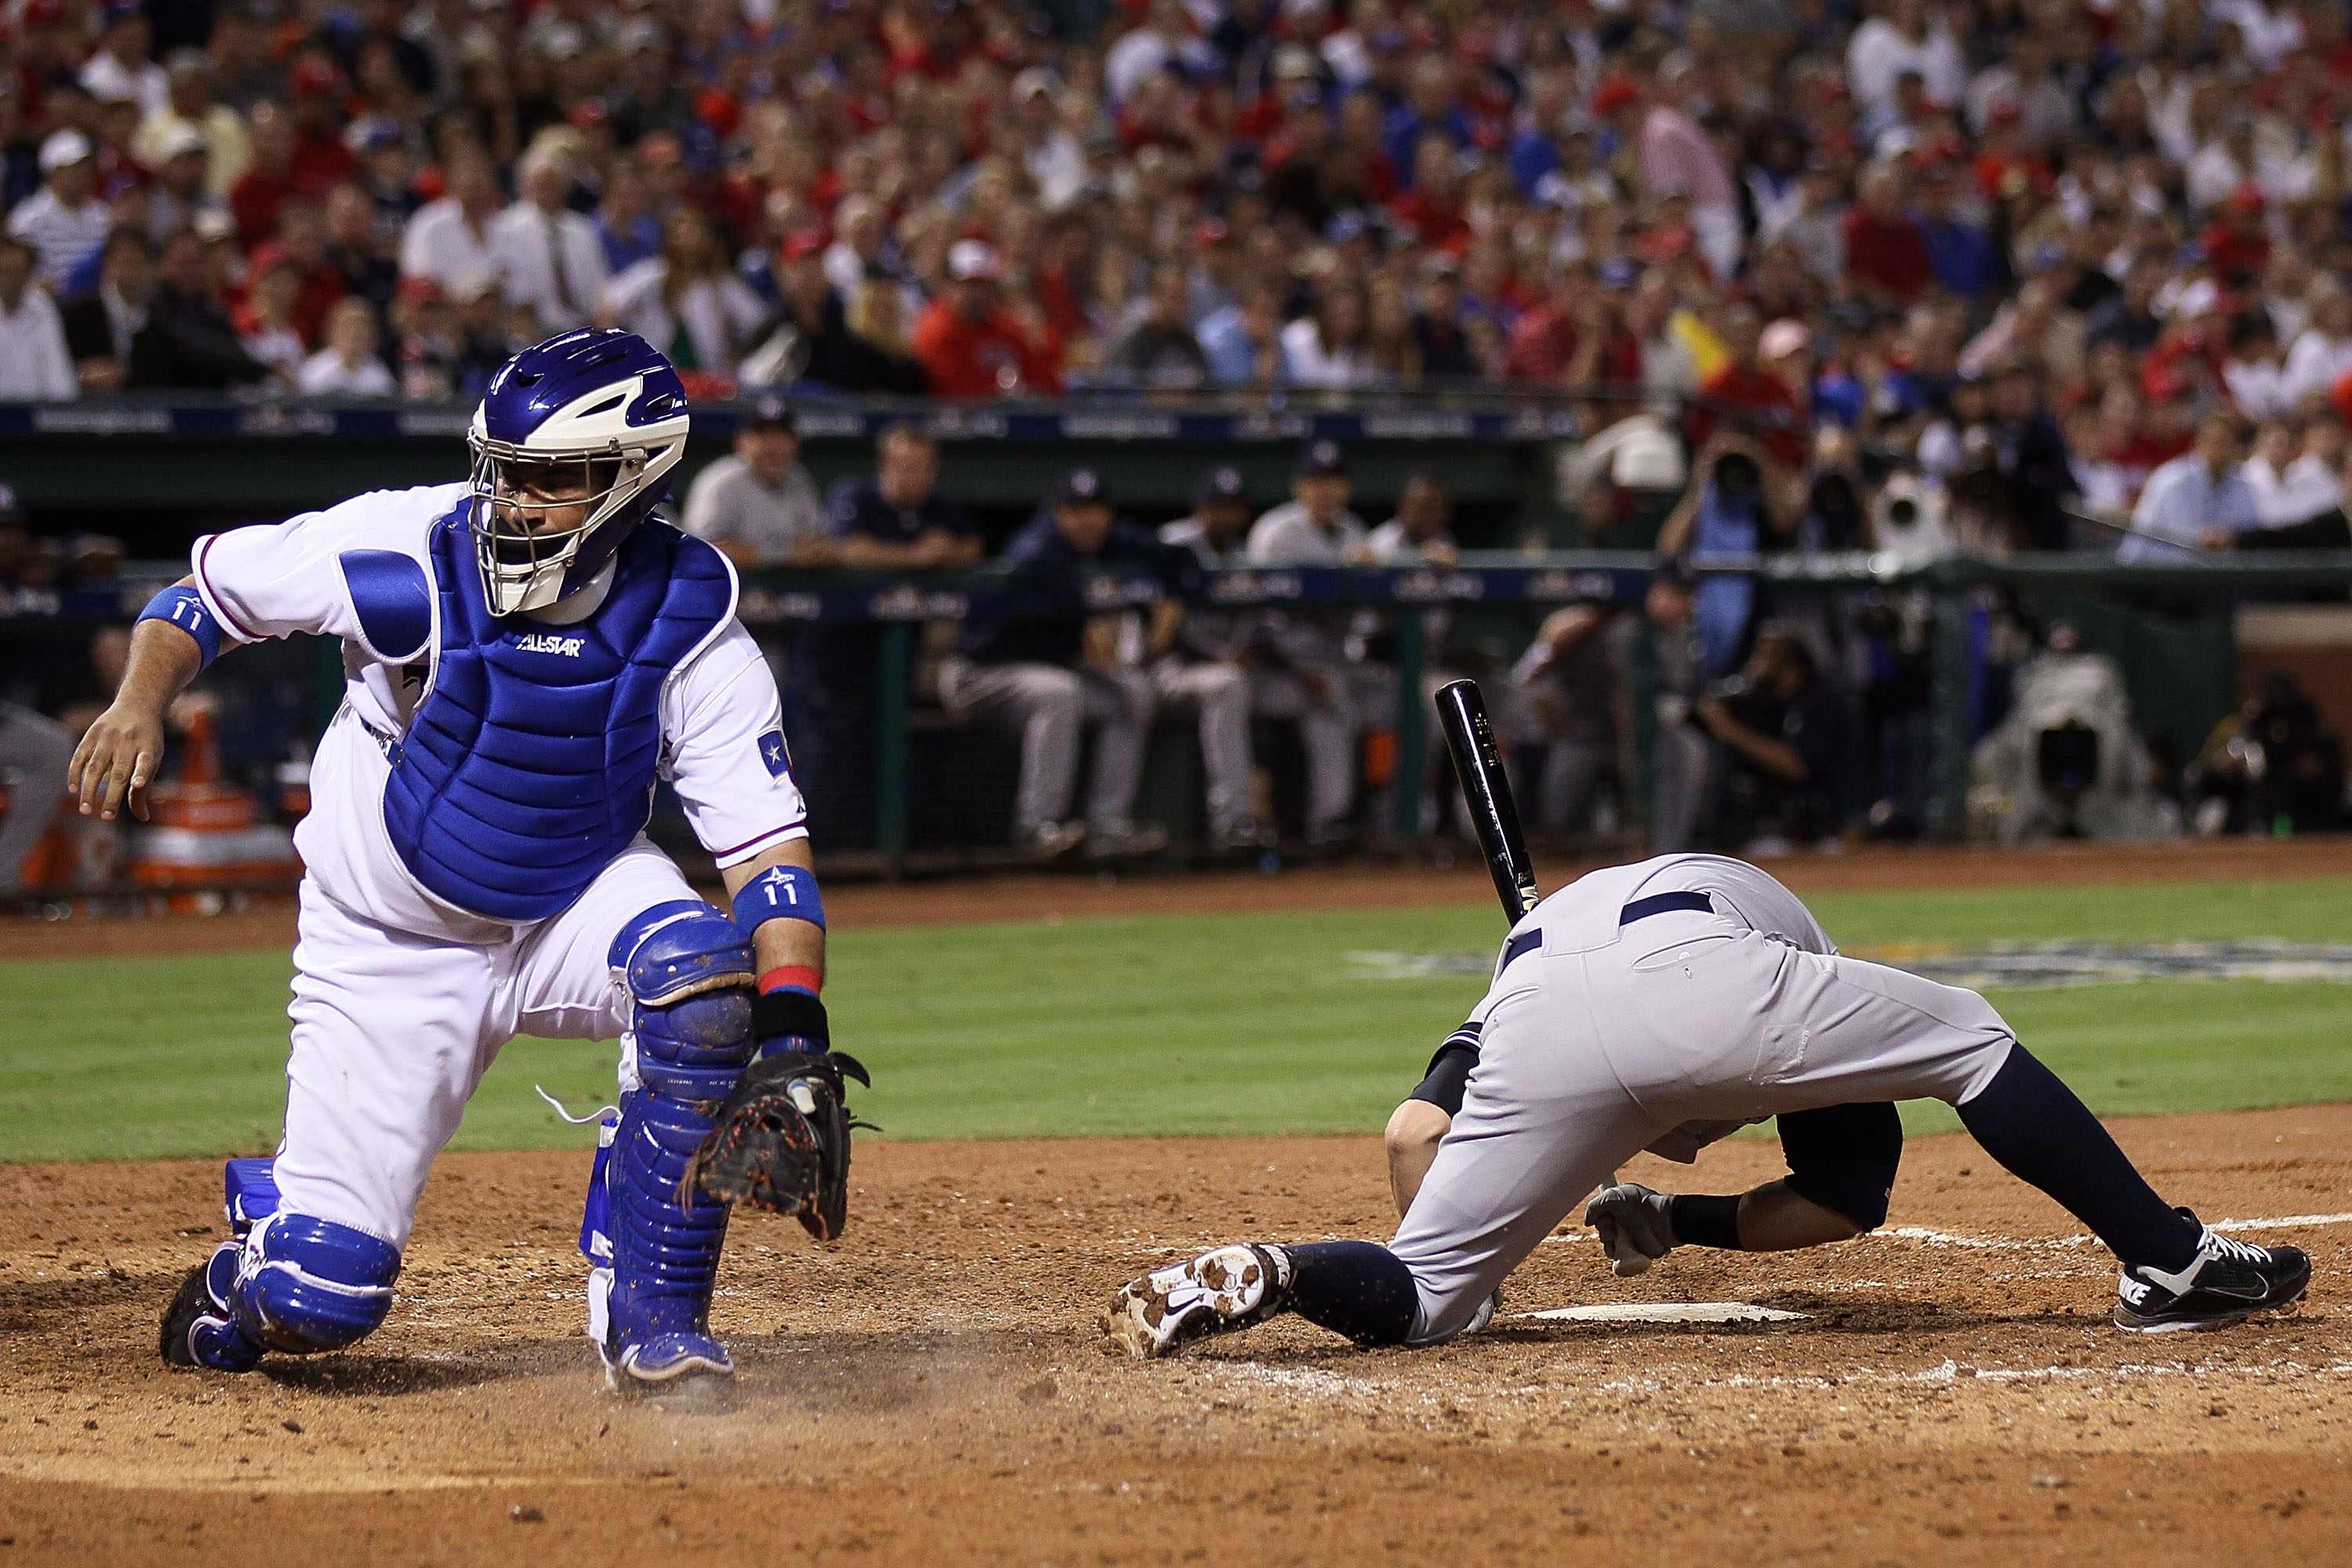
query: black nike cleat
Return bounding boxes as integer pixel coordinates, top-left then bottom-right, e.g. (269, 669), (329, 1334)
(2114, 1214), (2310, 1334)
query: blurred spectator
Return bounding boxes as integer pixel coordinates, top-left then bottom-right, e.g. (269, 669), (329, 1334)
(1367, 472), (1459, 566)
(1985, 363), (2077, 551)
(593, 165), (662, 276)
(681, 399), (832, 568)
(143, 123), (224, 241)
(799, 423), (982, 850)
(1282, 276), (1374, 390)
(1198, 277), (1292, 388)
(600, 207), (766, 379)
(2244, 417), (2347, 528)
(236, 248), (309, 384)
(493, 145), (607, 338)
(1637, 561), (1708, 851)
(2282, 288), (2352, 405)
(1102, 262), (1210, 392)
(297, 296), (394, 396)
(8, 130), (108, 288)
(2085, 253), (2166, 356)
(0, 235), (75, 400)
(1841, 164), (1932, 309)
(81, 2), (164, 115)
(1247, 441), (1375, 844)
(147, 223), (268, 390)
(912, 241), (1062, 400)
(398, 151), (503, 298)
(2123, 412), (2259, 562)
(1688, 307), (1810, 470)
(134, 50), (249, 194)
(2187, 671), (2347, 836)
(266, 198), (347, 348)
(746, 233), (919, 396)
(1694, 623), (1858, 852)
(837, 272), (929, 396)
(944, 467), (1254, 856)
(60, 224), (156, 394)
(323, 183), (397, 324)
(226, 103), (299, 249)
(1510, 590), (1622, 840)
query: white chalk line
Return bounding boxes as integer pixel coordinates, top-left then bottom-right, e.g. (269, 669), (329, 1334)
(1208, 1355), (2352, 1408)
(1885, 1213), (2352, 1253)
(1592, 1356), (2352, 1396)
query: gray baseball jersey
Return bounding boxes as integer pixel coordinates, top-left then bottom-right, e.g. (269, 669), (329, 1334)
(1389, 854), (2018, 1344)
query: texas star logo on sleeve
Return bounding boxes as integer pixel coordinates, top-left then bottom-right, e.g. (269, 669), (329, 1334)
(758, 728), (791, 779)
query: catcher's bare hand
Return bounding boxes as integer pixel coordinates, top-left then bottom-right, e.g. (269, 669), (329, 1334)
(69, 699), (165, 822)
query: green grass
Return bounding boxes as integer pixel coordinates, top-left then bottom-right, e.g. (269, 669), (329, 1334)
(3, 877), (2350, 1162)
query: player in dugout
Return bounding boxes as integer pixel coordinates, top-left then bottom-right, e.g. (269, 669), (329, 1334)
(72, 328), (866, 1398)
(1106, 854), (2309, 1356)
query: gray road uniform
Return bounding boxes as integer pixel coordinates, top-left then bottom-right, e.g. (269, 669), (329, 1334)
(1390, 852), (2016, 1344)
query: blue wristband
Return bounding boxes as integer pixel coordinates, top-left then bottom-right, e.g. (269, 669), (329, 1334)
(136, 586), (223, 669)
(731, 862), (826, 935)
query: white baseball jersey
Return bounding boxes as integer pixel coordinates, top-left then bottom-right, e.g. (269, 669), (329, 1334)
(192, 481), (808, 946)
(187, 483), (810, 1247)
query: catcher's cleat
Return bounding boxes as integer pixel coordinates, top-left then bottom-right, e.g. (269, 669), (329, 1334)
(2115, 1214), (2310, 1333)
(604, 1329), (735, 1402)
(159, 1242), (263, 1372)
(1103, 1243), (1294, 1359)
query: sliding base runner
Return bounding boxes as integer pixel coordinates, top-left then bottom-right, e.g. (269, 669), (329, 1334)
(1105, 851), (2308, 1356)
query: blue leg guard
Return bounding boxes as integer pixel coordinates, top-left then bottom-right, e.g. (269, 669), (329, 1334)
(166, 1161), (401, 1371)
(229, 1211), (402, 1353)
(593, 902), (756, 1386)
(166, 1156), (401, 1371)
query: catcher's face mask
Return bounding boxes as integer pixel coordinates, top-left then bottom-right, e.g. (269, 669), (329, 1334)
(466, 448), (632, 613)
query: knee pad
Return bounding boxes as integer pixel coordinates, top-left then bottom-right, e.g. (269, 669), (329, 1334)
(229, 1211), (402, 1355)
(1779, 1102), (1904, 1232)
(612, 901), (755, 1102)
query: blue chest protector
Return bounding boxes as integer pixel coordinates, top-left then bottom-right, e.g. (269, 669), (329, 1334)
(383, 509), (733, 922)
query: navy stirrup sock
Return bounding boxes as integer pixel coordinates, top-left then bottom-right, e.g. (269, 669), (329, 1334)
(1956, 1046), (2201, 1271)
(1283, 1241), (1419, 1346)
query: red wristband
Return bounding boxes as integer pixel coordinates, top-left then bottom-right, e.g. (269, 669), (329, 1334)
(757, 964), (823, 996)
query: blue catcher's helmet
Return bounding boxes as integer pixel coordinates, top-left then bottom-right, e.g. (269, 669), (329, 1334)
(466, 328), (692, 615)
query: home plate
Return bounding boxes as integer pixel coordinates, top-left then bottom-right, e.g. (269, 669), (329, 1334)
(1517, 1301), (1810, 1324)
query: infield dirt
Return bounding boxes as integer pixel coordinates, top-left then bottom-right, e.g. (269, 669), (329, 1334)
(2, 1104), (2347, 1566)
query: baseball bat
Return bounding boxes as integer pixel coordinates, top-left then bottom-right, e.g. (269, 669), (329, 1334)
(1433, 679), (1639, 1271)
(1432, 679), (1540, 924)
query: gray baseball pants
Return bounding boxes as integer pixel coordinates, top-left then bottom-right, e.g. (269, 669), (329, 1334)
(1388, 856), (2017, 1344)
(940, 659), (1254, 840)
(0, 703), (72, 895)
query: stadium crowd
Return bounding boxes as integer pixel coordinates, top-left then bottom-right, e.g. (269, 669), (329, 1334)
(9, 0), (2352, 884)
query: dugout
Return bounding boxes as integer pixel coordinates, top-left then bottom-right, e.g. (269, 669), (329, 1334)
(4, 394), (2349, 890)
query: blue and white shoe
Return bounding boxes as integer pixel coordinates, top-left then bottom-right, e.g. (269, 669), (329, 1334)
(158, 1241), (263, 1372)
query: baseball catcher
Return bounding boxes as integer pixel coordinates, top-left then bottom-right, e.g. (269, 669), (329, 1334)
(74, 328), (865, 1396)
(1106, 854), (2308, 1356)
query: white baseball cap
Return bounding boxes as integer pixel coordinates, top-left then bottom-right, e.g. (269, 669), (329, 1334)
(39, 129), (93, 172)
(947, 239), (1003, 281)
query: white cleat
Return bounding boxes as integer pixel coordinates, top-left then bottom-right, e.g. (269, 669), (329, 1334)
(1103, 1243), (1293, 1359)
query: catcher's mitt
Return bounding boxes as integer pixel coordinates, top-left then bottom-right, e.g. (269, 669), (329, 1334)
(682, 1049), (872, 1240)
